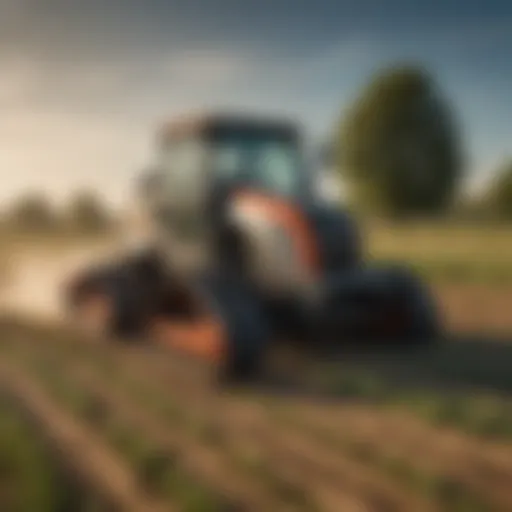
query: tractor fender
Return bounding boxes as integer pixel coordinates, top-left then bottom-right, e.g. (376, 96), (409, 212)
(378, 264), (442, 344)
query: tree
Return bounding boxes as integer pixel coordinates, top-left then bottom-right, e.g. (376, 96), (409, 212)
(7, 193), (57, 232)
(338, 64), (463, 217)
(481, 160), (512, 220)
(66, 190), (111, 233)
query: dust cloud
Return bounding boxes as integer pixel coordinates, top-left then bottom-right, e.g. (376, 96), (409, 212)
(0, 244), (115, 322)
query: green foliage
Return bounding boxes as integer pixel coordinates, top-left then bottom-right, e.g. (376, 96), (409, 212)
(0, 402), (64, 512)
(338, 64), (463, 217)
(1, 189), (113, 237)
(65, 190), (112, 233)
(6, 193), (57, 232)
(481, 160), (512, 220)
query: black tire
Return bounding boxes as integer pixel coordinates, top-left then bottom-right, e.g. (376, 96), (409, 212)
(65, 266), (144, 340)
(385, 266), (442, 346)
(199, 273), (270, 385)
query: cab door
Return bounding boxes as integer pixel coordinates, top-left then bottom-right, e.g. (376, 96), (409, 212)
(156, 136), (211, 273)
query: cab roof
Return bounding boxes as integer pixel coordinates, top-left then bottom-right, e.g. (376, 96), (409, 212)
(158, 111), (301, 144)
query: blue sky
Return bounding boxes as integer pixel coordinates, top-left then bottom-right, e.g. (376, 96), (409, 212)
(1, 0), (511, 205)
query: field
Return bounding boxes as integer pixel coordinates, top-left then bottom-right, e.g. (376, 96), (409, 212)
(365, 221), (512, 285)
(1, 315), (512, 512)
(0, 223), (511, 511)
(368, 222), (512, 334)
(1, 221), (512, 283)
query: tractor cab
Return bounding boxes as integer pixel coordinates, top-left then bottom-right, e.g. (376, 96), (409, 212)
(136, 112), (363, 285)
(154, 114), (310, 207)
(142, 114), (316, 273)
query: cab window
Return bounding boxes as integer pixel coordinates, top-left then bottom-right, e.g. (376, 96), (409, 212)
(160, 137), (206, 207)
(211, 132), (306, 198)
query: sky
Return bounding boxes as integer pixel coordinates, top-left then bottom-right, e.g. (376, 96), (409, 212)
(1, 0), (511, 207)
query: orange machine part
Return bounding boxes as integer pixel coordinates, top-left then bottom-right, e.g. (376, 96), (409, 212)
(232, 190), (322, 275)
(151, 316), (227, 362)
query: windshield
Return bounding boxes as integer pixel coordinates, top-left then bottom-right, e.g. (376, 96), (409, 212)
(213, 134), (306, 198)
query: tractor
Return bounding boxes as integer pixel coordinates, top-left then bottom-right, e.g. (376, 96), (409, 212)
(64, 112), (441, 382)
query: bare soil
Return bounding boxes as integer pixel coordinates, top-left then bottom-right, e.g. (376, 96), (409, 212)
(435, 283), (512, 335)
(2, 319), (512, 511)
(0, 358), (171, 512)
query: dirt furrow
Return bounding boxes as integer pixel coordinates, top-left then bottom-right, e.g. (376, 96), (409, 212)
(5, 332), (434, 512)
(275, 400), (512, 511)
(0, 359), (172, 512)
(6, 320), (511, 510)
(129, 342), (512, 511)
(34, 345), (378, 512)
(104, 345), (436, 512)
(69, 364), (303, 512)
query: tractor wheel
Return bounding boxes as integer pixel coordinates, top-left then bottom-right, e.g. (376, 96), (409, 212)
(384, 266), (442, 346)
(200, 274), (270, 386)
(64, 268), (142, 340)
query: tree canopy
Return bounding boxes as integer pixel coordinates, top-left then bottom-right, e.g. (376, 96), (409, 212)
(481, 160), (512, 220)
(65, 190), (112, 233)
(338, 65), (463, 217)
(7, 193), (57, 232)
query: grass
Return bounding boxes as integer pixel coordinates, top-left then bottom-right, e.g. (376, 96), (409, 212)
(308, 362), (512, 441)
(0, 399), (64, 512)
(269, 408), (495, 512)
(6, 349), (232, 512)
(395, 393), (512, 440)
(364, 221), (512, 283)
(1, 321), (511, 512)
(3, 334), (322, 511)
(104, 421), (224, 512)
(1, 221), (512, 285)
(4, 319), (512, 441)
(0, 396), (103, 512)
(101, 412), (230, 512)
(242, 455), (319, 512)
(380, 459), (493, 512)
(71, 347), (318, 510)
(353, 442), (493, 512)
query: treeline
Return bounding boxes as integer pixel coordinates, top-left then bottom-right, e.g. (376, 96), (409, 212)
(334, 64), (512, 222)
(462, 160), (512, 221)
(0, 190), (116, 235)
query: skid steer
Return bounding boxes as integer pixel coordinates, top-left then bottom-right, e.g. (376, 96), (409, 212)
(65, 113), (440, 382)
